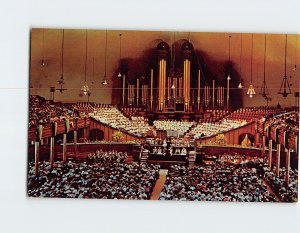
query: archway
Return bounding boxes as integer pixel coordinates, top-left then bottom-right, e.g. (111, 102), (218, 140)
(89, 129), (104, 141)
(239, 133), (254, 147)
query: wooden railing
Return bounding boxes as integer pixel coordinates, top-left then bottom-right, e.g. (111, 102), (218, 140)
(28, 117), (90, 141)
(89, 118), (144, 143)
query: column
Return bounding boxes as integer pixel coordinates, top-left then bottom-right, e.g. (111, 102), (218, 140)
(136, 78), (139, 106)
(227, 75), (231, 108)
(83, 127), (87, 139)
(262, 135), (266, 156)
(150, 69), (153, 110)
(50, 137), (55, 168)
(276, 143), (281, 176)
(255, 132), (260, 147)
(63, 133), (67, 163)
(217, 87), (221, 107)
(74, 130), (78, 155)
(295, 135), (298, 154)
(158, 59), (167, 111)
(183, 59), (191, 111)
(285, 149), (291, 187)
(268, 139), (272, 169)
(197, 69), (201, 110)
(34, 141), (40, 176)
(212, 80), (215, 108)
(122, 74), (126, 106)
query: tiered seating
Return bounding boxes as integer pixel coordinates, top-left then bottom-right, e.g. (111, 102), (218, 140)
(268, 111), (299, 135)
(203, 109), (230, 123)
(153, 120), (195, 137)
(73, 103), (114, 117)
(187, 107), (285, 139)
(29, 95), (74, 127)
(227, 107), (283, 123)
(90, 106), (152, 137)
(187, 119), (247, 139)
(120, 107), (144, 118)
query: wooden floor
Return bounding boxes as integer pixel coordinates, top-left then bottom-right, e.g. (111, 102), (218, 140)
(150, 169), (168, 200)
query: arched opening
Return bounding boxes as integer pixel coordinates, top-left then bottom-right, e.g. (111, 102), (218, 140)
(89, 129), (104, 141)
(239, 133), (254, 147)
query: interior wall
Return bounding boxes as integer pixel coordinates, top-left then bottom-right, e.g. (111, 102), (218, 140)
(30, 28), (300, 107)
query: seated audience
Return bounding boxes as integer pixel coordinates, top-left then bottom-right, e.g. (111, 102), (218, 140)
(159, 161), (278, 202)
(28, 151), (160, 200)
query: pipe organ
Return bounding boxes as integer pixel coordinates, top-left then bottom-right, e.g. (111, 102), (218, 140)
(141, 84), (148, 106)
(157, 42), (169, 111)
(120, 40), (230, 112)
(127, 84), (135, 106)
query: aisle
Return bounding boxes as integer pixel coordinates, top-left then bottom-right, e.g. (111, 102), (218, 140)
(150, 169), (168, 200)
(262, 179), (281, 202)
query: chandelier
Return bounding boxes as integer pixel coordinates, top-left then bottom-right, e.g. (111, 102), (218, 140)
(292, 34), (297, 72)
(168, 32), (181, 89)
(102, 30), (108, 85)
(247, 34), (256, 98)
(81, 30), (90, 95)
(57, 29), (67, 93)
(278, 34), (292, 97)
(118, 33), (122, 78)
(238, 33), (243, 88)
(41, 29), (46, 67)
(259, 34), (270, 102)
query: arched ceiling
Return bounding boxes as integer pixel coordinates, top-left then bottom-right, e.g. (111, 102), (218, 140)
(30, 28), (300, 106)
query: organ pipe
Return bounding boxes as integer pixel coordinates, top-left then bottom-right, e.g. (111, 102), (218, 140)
(158, 59), (167, 111)
(197, 69), (201, 110)
(122, 74), (126, 106)
(212, 80), (215, 108)
(150, 69), (153, 110)
(136, 78), (139, 106)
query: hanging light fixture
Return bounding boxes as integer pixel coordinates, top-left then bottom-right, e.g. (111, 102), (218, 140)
(247, 33), (256, 98)
(102, 30), (108, 85)
(238, 33), (243, 88)
(117, 33), (122, 78)
(41, 29), (46, 67)
(81, 30), (90, 95)
(57, 29), (67, 93)
(292, 34), (297, 72)
(259, 34), (270, 102)
(278, 34), (292, 97)
(171, 32), (176, 89)
(168, 31), (179, 90)
(227, 35), (231, 81)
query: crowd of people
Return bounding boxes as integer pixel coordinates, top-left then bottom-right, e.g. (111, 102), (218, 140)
(267, 111), (299, 135)
(90, 106), (153, 137)
(219, 153), (265, 165)
(29, 95), (75, 127)
(187, 119), (247, 139)
(154, 120), (194, 137)
(264, 166), (298, 202)
(28, 150), (160, 199)
(87, 149), (128, 163)
(159, 162), (278, 202)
